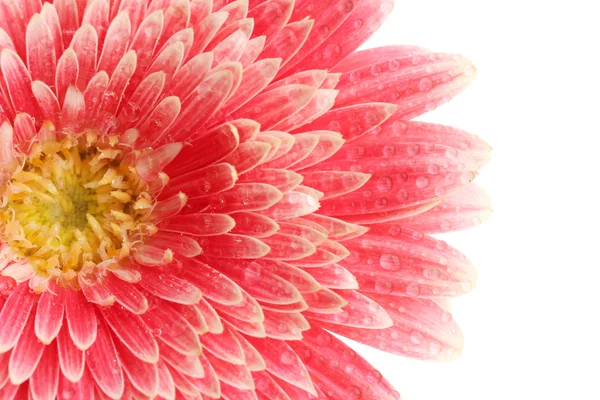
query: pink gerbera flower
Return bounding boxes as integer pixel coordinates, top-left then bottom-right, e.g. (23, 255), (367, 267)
(0, 0), (490, 399)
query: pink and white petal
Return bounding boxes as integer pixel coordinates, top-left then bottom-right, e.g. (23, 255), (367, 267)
(141, 232), (202, 258)
(8, 304), (45, 384)
(168, 52), (213, 100)
(231, 84), (316, 130)
(334, 45), (429, 73)
(146, 41), (185, 87)
(303, 288), (347, 314)
(188, 11), (228, 57)
(63, 288), (97, 351)
(216, 58), (281, 118)
(61, 86), (86, 129)
(85, 318), (125, 399)
(159, 213), (235, 237)
(285, 0), (394, 74)
(142, 299), (202, 356)
(55, 48), (79, 106)
(259, 18), (313, 68)
(29, 341), (59, 400)
(115, 0), (146, 36)
(195, 298), (224, 335)
(166, 69), (234, 141)
(136, 142), (182, 181)
(97, 11), (131, 76)
(26, 14), (56, 86)
(239, 35), (265, 67)
(83, 70), (108, 124)
(159, 0), (191, 49)
(54, 0), (79, 47)
(58, 366), (95, 400)
(229, 212), (280, 238)
(260, 191), (320, 220)
(253, 371), (291, 400)
(271, 89), (338, 132)
(203, 183), (283, 214)
(231, 330), (266, 371)
(159, 341), (204, 378)
(262, 310), (307, 340)
(218, 315), (266, 339)
(183, 352), (221, 398)
(334, 52), (476, 119)
(138, 266), (202, 305)
(69, 24), (99, 90)
(248, 0), (293, 45)
(341, 228), (477, 298)
(103, 273), (148, 314)
(305, 289), (393, 329)
(156, 360), (177, 400)
(115, 339), (159, 398)
(0, 283), (36, 353)
(180, 259), (243, 306)
(12, 112), (37, 143)
(98, 50), (137, 121)
(308, 264), (359, 290)
(34, 283), (64, 344)
(118, 71), (165, 129)
(291, 132), (345, 171)
(397, 183), (492, 233)
(299, 102), (396, 141)
(201, 324), (245, 365)
(82, 0), (109, 45)
(204, 351), (255, 391)
(31, 80), (60, 123)
(197, 234), (270, 259)
(212, 287), (264, 323)
(222, 141), (271, 175)
(245, 337), (315, 395)
(258, 260), (321, 294)
(220, 382), (259, 400)
(163, 162), (237, 199)
(136, 95), (181, 146)
(1, 49), (40, 121)
(290, 328), (400, 400)
(261, 133), (317, 170)
(101, 304), (159, 363)
(237, 168), (303, 194)
(165, 121), (238, 176)
(0, 121), (16, 167)
(57, 327), (85, 383)
(301, 170), (371, 200)
(148, 192), (188, 220)
(171, 303), (208, 334)
(300, 214), (368, 241)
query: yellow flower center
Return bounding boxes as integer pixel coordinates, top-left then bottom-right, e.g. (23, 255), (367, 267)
(0, 126), (157, 281)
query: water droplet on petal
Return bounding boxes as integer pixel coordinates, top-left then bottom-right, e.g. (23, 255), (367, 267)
(419, 77), (433, 91)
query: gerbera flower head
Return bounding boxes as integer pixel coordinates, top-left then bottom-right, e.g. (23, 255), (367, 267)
(0, 0), (490, 399)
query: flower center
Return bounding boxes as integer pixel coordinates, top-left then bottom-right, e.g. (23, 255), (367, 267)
(0, 127), (157, 280)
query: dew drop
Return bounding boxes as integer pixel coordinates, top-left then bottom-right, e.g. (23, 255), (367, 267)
(407, 144), (420, 156)
(406, 284), (420, 297)
(428, 164), (439, 175)
(380, 253), (401, 271)
(429, 341), (442, 355)
(419, 77), (433, 91)
(416, 176), (429, 188)
(280, 350), (296, 365)
(410, 330), (423, 344)
(375, 279), (393, 293)
(377, 176), (393, 192)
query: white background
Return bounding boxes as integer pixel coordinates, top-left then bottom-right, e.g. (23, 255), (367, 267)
(357, 0), (600, 399)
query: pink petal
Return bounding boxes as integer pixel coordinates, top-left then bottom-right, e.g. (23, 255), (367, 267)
(136, 95), (181, 146)
(138, 267), (202, 305)
(248, 0), (293, 45)
(103, 273), (148, 314)
(135, 141), (181, 181)
(196, 234), (270, 259)
(63, 288), (97, 351)
(57, 326), (85, 382)
(55, 47), (79, 106)
(195, 298), (224, 334)
(26, 14), (56, 86)
(245, 337), (315, 395)
(101, 304), (159, 363)
(1, 49), (39, 121)
(0, 283), (36, 353)
(54, 0), (79, 47)
(156, 360), (177, 400)
(115, 339), (159, 398)
(201, 324), (245, 365)
(229, 212), (280, 238)
(34, 283), (64, 344)
(231, 84), (316, 130)
(142, 299), (202, 356)
(181, 259), (243, 306)
(205, 351), (254, 390)
(58, 366), (95, 400)
(260, 191), (320, 220)
(97, 11), (131, 76)
(291, 328), (400, 400)
(222, 141), (272, 174)
(163, 162), (238, 199)
(212, 287), (264, 323)
(31, 80), (60, 123)
(81, 0), (109, 45)
(29, 341), (59, 400)
(188, 11), (228, 57)
(260, 18), (313, 68)
(8, 304), (45, 384)
(86, 319), (125, 399)
(203, 183), (283, 214)
(159, 341), (204, 378)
